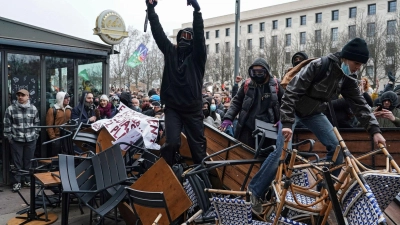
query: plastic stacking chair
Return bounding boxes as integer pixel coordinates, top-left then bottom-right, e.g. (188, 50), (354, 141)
(59, 144), (134, 225)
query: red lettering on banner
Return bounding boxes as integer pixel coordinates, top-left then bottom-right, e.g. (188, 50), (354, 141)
(109, 126), (119, 138)
(150, 125), (158, 135)
(104, 119), (114, 128)
(120, 120), (130, 133)
(119, 105), (127, 112)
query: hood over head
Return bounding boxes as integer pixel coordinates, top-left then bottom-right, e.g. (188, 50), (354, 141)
(291, 52), (309, 67)
(55, 92), (68, 109)
(120, 91), (133, 107)
(248, 58), (272, 84)
(202, 98), (210, 118)
(380, 91), (398, 110)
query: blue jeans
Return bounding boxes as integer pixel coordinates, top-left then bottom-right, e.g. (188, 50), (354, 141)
(248, 113), (341, 199)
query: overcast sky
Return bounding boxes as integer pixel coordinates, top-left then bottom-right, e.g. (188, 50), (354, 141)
(0, 0), (295, 44)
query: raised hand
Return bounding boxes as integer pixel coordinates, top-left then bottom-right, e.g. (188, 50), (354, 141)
(146, 0), (158, 7)
(187, 0), (201, 11)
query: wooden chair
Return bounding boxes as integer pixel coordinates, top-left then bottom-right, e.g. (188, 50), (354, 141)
(205, 188), (308, 225)
(125, 187), (173, 225)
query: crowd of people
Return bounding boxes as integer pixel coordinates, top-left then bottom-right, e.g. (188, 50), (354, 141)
(4, 1), (400, 214)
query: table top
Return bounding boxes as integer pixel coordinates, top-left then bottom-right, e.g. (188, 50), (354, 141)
(34, 171), (61, 186)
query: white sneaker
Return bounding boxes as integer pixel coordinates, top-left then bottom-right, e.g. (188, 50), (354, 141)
(12, 183), (21, 192)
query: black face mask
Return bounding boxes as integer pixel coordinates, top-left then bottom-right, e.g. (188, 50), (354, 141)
(203, 109), (209, 118)
(251, 75), (266, 84)
(293, 61), (301, 67)
(178, 39), (192, 50)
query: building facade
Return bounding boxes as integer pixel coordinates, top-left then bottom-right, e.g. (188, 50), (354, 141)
(173, 0), (399, 85)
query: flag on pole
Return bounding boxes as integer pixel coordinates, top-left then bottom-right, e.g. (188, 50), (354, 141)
(127, 43), (148, 68)
(78, 69), (90, 81)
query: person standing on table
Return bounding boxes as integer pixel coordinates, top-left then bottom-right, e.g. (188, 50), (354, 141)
(247, 38), (386, 214)
(146, 0), (207, 166)
(4, 89), (40, 192)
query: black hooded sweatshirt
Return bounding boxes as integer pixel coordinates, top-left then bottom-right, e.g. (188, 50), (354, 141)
(148, 7), (207, 112)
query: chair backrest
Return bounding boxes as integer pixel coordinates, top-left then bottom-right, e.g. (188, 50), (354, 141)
(209, 196), (252, 225)
(58, 154), (97, 202)
(125, 187), (172, 224)
(341, 180), (386, 225)
(362, 172), (400, 211)
(93, 144), (128, 190)
(186, 172), (212, 213)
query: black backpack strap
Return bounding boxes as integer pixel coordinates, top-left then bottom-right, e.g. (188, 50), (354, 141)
(53, 106), (57, 123)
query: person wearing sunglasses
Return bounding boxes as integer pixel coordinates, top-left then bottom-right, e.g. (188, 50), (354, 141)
(146, 0), (207, 167)
(4, 89), (40, 192)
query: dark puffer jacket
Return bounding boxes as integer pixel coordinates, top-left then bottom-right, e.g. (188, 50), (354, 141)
(281, 52), (381, 135)
(223, 58), (284, 139)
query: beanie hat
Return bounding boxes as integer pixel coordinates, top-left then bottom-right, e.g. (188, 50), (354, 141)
(340, 38), (369, 64)
(150, 94), (160, 102)
(100, 94), (109, 102)
(291, 52), (309, 67)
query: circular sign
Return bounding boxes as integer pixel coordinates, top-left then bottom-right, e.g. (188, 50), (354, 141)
(93, 10), (128, 45)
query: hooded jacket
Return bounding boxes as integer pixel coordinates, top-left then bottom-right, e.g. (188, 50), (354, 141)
(148, 7), (206, 112)
(281, 52), (381, 135)
(46, 92), (72, 139)
(291, 52), (309, 67)
(71, 91), (96, 124)
(223, 58), (284, 139)
(373, 91), (400, 127)
(119, 92), (135, 110)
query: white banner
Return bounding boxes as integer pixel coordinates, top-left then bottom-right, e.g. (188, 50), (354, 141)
(91, 103), (160, 150)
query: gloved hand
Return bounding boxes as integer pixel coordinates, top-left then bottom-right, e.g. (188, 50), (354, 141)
(187, 0), (200, 11)
(388, 72), (396, 83)
(145, 0), (157, 8)
(219, 119), (233, 131)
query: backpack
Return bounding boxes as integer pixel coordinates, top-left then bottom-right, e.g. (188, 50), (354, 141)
(244, 77), (279, 94)
(280, 56), (330, 89)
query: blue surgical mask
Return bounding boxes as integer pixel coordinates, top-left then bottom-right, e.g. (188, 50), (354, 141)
(341, 62), (351, 76)
(210, 104), (216, 112)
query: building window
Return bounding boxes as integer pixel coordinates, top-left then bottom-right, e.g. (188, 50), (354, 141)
(206, 31), (209, 39)
(206, 44), (209, 54)
(285, 34), (291, 46)
(300, 15), (306, 25)
(387, 20), (396, 35)
(216, 58), (220, 68)
(259, 37), (265, 49)
(272, 36), (277, 47)
(247, 39), (253, 50)
(316, 13), (322, 23)
(349, 7), (357, 18)
(272, 20), (278, 29)
(388, 1), (397, 12)
(331, 28), (338, 41)
(215, 30), (219, 38)
(349, 25), (356, 39)
(248, 24), (253, 33)
(260, 22), (265, 32)
(367, 23), (376, 37)
(225, 28), (230, 37)
(300, 32), (306, 44)
(366, 66), (374, 76)
(315, 30), (321, 42)
(285, 52), (291, 64)
(368, 4), (376, 15)
(386, 42), (395, 57)
(215, 43), (219, 53)
(286, 18), (292, 28)
(332, 10), (339, 21)
(225, 42), (230, 52)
